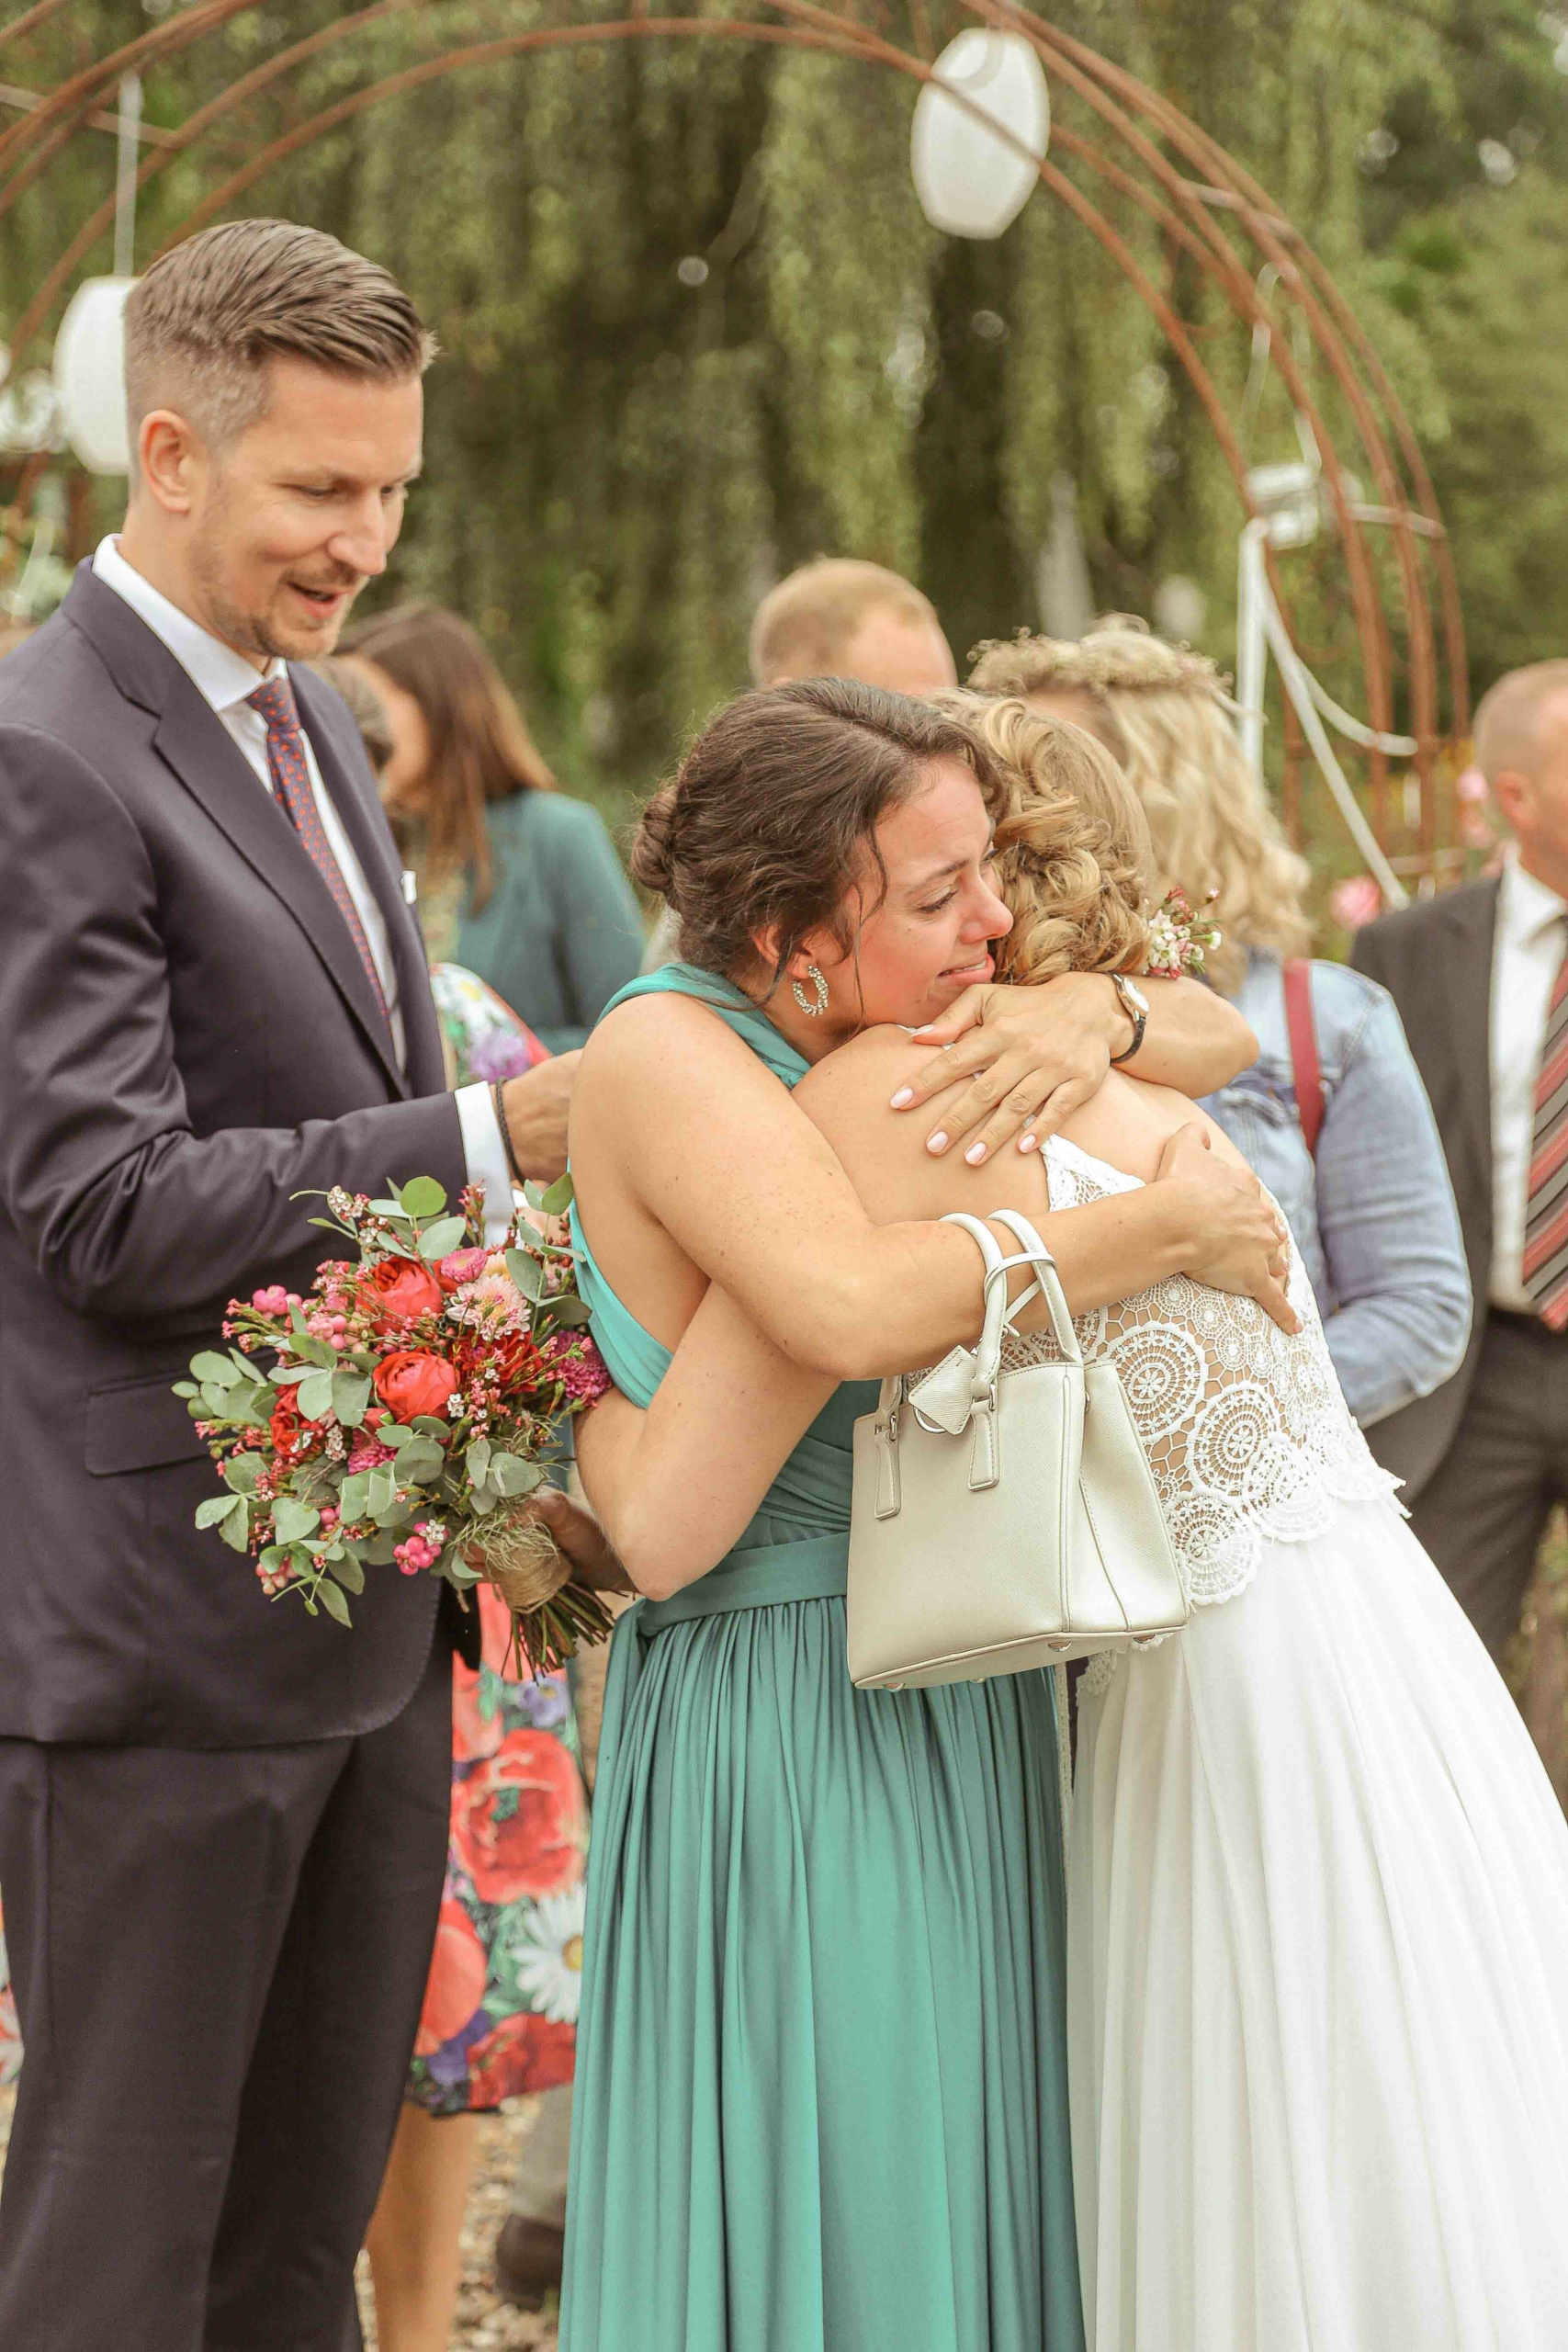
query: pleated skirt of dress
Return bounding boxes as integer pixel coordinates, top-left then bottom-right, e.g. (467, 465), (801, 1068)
(1069, 1492), (1568, 2352)
(560, 1589), (1084, 2352)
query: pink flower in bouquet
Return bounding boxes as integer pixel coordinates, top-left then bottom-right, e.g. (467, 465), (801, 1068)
(251, 1284), (289, 1317)
(466, 2011), (575, 2106)
(1328, 875), (1382, 933)
(413, 1900), (489, 2055)
(435, 1247), (490, 1295)
(541, 1331), (612, 1406)
(451, 1731), (586, 1905)
(361, 1255), (445, 1330)
(373, 1350), (459, 1423)
(345, 1432), (396, 1474)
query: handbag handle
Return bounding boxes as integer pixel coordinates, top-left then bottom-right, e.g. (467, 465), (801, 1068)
(940, 1212), (1081, 1378)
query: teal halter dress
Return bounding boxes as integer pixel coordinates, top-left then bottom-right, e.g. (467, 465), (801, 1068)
(559, 966), (1083, 2352)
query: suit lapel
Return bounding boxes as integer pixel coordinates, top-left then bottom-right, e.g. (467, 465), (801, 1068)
(63, 566), (406, 1094)
(1438, 876), (1499, 1211)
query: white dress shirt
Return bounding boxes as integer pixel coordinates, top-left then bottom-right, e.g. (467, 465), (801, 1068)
(92, 537), (514, 1237)
(1489, 850), (1568, 1309)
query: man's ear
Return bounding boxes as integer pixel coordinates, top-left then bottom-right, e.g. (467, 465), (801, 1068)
(134, 408), (203, 517)
(1492, 767), (1530, 837)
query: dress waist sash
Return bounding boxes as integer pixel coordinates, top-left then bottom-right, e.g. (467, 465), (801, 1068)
(636, 1532), (849, 1635)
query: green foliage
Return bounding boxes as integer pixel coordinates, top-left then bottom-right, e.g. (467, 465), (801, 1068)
(6, 0), (1567, 801)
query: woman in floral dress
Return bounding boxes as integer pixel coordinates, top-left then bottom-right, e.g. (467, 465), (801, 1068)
(317, 655), (596, 2350)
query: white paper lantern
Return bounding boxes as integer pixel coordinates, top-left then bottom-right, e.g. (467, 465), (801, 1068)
(911, 31), (1049, 241)
(53, 276), (136, 475)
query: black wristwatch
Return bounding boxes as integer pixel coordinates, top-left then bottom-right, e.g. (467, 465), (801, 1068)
(1108, 972), (1150, 1066)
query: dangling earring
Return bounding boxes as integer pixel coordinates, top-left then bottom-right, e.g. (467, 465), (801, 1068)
(792, 964), (829, 1018)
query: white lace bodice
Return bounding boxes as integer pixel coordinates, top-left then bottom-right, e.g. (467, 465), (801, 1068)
(1015, 1136), (1402, 1623)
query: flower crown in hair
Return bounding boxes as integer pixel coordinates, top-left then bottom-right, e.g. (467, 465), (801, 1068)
(970, 615), (1237, 707)
(1143, 886), (1222, 979)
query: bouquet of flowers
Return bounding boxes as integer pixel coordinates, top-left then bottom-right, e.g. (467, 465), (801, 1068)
(176, 1173), (615, 1675)
(1145, 885), (1223, 980)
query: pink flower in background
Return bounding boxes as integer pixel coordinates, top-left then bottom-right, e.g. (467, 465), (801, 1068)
(436, 1248), (490, 1294)
(541, 1331), (613, 1405)
(345, 1433), (396, 1474)
(1328, 876), (1382, 933)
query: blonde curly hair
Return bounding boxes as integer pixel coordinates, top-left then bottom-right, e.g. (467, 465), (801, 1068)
(932, 692), (1154, 983)
(968, 615), (1310, 993)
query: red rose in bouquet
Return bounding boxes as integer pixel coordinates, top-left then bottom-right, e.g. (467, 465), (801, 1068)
(373, 1350), (459, 1422)
(361, 1255), (445, 1329)
(269, 1388), (323, 1461)
(413, 1898), (489, 2055)
(466, 2011), (576, 2105)
(452, 1730), (585, 1905)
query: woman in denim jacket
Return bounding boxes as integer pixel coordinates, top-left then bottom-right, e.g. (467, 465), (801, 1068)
(970, 616), (1470, 1427)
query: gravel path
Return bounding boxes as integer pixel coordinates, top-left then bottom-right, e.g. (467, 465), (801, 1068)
(0, 2085), (558, 2349)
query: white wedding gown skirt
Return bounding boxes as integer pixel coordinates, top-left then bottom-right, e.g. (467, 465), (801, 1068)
(1068, 1492), (1568, 2350)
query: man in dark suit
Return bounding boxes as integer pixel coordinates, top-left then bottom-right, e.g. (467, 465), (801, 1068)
(0, 220), (577, 2348)
(1352, 659), (1568, 1666)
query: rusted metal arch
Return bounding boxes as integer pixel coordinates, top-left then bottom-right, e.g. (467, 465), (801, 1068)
(0, 0), (1461, 876)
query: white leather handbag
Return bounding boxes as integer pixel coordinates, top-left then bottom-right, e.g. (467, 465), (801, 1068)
(847, 1209), (1189, 1690)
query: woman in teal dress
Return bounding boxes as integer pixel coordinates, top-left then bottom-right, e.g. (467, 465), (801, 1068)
(558, 682), (1272, 2350)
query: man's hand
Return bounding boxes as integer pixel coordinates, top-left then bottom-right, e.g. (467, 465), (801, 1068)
(888, 978), (1127, 1163)
(500, 1051), (580, 1185)
(1154, 1123), (1299, 1335)
(525, 1484), (634, 1595)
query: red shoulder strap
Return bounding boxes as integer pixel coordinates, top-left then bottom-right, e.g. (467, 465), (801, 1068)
(1282, 957), (1325, 1159)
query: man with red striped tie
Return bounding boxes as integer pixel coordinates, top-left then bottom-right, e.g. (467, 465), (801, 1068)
(1354, 660), (1568, 1667)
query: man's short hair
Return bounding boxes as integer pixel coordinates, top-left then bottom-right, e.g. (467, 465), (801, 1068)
(749, 558), (942, 685)
(1473, 659), (1568, 786)
(123, 218), (435, 463)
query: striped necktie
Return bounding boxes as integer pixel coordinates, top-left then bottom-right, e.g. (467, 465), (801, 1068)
(245, 673), (390, 1030)
(1522, 923), (1568, 1327)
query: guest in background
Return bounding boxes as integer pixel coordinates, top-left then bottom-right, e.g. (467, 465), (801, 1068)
(970, 616), (1471, 1430)
(320, 653), (596, 2347)
(1351, 661), (1568, 1666)
(646, 559), (957, 969)
(344, 605), (643, 1049)
(749, 557), (957, 696)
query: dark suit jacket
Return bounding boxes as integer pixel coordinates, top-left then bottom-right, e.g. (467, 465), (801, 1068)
(1349, 876), (1498, 1498)
(0, 564), (471, 1747)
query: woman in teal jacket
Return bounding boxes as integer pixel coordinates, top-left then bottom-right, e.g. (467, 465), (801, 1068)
(345, 605), (644, 1051)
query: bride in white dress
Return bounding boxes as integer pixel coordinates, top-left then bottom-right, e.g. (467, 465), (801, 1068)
(580, 692), (1568, 2347)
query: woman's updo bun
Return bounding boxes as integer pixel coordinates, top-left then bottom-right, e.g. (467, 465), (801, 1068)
(633, 678), (999, 992)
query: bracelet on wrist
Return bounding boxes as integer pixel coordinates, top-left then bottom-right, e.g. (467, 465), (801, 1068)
(492, 1080), (527, 1188)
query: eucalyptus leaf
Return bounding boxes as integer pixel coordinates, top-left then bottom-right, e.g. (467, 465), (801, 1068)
(489, 1453), (545, 1498)
(367, 1465), (397, 1517)
(337, 1470), (372, 1521)
(399, 1176), (448, 1219)
(523, 1181), (547, 1211)
(412, 1417), (452, 1442)
(367, 1196), (407, 1216)
(317, 1578), (353, 1627)
(269, 1363), (311, 1385)
(190, 1351), (241, 1385)
(223, 1453), (262, 1495)
(218, 1500), (252, 1553)
(329, 1554), (366, 1595)
(373, 1495), (415, 1531)
(171, 1380), (197, 1399)
(196, 1494), (241, 1530)
(294, 1371), (335, 1421)
(273, 1498), (321, 1545)
(358, 1530), (399, 1566)
(397, 1442), (445, 1487)
(469, 1486), (497, 1518)
(417, 1216), (468, 1261)
(331, 1370), (372, 1428)
(538, 1295), (592, 1330)
(504, 1250), (543, 1302)
(539, 1171), (575, 1216)
(466, 1436), (492, 1486)
(378, 1424), (414, 1452)
(199, 1383), (233, 1417)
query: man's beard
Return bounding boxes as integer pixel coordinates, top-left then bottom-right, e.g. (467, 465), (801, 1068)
(189, 536), (364, 663)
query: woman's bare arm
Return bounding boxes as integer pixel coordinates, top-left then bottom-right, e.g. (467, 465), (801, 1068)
(573, 1018), (1292, 1599)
